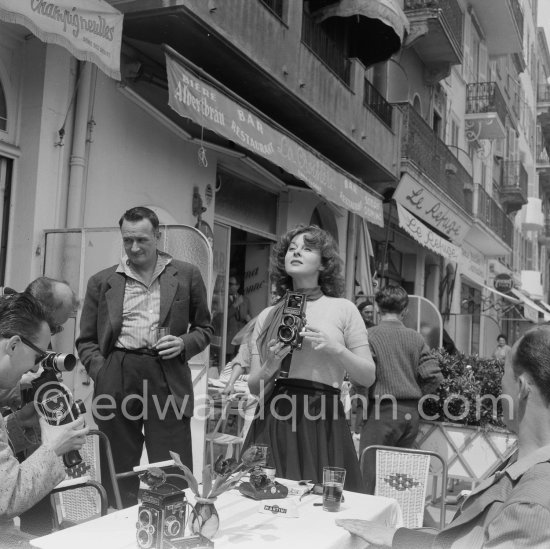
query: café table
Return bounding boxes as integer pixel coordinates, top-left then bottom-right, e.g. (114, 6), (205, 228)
(31, 481), (403, 549)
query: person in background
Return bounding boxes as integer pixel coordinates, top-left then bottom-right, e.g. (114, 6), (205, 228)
(349, 300), (375, 442)
(359, 285), (443, 494)
(225, 275), (251, 362)
(77, 206), (213, 507)
(0, 293), (87, 532)
(245, 224), (375, 491)
(337, 326), (550, 548)
(493, 333), (512, 363)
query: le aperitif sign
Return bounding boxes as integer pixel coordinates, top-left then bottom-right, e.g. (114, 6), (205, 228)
(165, 48), (384, 227)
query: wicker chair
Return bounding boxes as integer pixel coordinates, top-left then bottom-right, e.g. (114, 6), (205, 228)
(360, 445), (448, 529)
(205, 392), (257, 466)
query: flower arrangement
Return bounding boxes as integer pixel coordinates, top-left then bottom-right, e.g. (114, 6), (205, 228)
(420, 350), (506, 429)
(168, 445), (267, 500)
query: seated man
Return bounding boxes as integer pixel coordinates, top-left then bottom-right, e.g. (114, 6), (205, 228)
(0, 293), (88, 523)
(337, 325), (550, 548)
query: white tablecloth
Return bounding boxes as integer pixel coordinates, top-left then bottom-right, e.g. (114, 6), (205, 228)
(31, 482), (402, 549)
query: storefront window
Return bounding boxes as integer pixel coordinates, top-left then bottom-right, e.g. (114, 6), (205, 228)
(460, 282), (481, 354)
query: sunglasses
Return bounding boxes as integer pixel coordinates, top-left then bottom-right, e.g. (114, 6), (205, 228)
(19, 335), (50, 365)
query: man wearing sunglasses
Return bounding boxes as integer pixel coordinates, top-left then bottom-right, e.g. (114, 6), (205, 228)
(0, 293), (88, 525)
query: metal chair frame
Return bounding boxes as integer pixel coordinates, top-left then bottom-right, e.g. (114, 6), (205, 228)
(360, 444), (448, 530)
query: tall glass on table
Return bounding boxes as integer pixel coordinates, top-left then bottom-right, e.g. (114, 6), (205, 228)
(322, 466), (346, 512)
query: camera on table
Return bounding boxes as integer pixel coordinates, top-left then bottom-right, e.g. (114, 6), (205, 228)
(276, 292), (306, 358)
(31, 351), (86, 469)
(136, 485), (187, 549)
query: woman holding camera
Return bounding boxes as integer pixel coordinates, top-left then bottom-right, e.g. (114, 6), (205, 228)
(245, 225), (375, 491)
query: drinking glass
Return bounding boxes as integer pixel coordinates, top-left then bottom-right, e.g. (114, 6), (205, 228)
(156, 327), (170, 342)
(322, 466), (346, 512)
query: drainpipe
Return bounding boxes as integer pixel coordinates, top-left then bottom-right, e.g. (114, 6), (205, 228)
(66, 61), (95, 228)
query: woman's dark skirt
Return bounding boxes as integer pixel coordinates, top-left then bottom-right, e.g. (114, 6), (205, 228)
(243, 378), (364, 492)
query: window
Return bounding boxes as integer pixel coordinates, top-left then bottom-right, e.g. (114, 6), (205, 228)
(259, 0), (284, 20)
(0, 80), (6, 132)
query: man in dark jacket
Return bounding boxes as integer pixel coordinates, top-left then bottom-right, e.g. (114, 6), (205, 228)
(77, 206), (212, 507)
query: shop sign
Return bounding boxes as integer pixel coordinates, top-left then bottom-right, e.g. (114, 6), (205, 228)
(394, 174), (470, 242)
(494, 273), (514, 293)
(165, 48), (384, 227)
(0, 0), (123, 79)
(460, 244), (485, 285)
(396, 203), (460, 261)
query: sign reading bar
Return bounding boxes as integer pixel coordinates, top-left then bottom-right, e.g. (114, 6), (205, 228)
(394, 174), (470, 242)
(165, 49), (384, 227)
(396, 203), (460, 261)
(0, 0), (123, 80)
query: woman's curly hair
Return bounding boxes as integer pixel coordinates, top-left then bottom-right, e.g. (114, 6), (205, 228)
(270, 224), (344, 299)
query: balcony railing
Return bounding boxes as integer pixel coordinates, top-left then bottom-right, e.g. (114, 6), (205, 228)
(502, 160), (528, 194)
(301, 10), (351, 84)
(538, 84), (550, 103)
(476, 185), (513, 247)
(466, 82), (508, 124)
(399, 103), (473, 213)
(404, 0), (463, 48)
(364, 80), (393, 129)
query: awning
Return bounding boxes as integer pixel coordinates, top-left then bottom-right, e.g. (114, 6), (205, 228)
(165, 46), (384, 226)
(311, 0), (410, 67)
(396, 203), (460, 261)
(537, 300), (550, 314)
(510, 289), (550, 322)
(479, 283), (520, 304)
(0, 0), (123, 80)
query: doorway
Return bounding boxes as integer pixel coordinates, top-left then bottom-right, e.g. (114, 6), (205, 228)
(210, 221), (273, 376)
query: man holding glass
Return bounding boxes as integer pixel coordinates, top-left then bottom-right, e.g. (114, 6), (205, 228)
(77, 206), (213, 507)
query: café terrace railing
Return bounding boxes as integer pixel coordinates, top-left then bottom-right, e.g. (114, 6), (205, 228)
(399, 103), (473, 213)
(475, 184), (513, 247)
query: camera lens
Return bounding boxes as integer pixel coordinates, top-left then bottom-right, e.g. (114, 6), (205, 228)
(136, 528), (153, 549)
(138, 509), (152, 526)
(278, 325), (294, 343)
(164, 516), (181, 536)
(282, 315), (296, 327)
(42, 352), (77, 373)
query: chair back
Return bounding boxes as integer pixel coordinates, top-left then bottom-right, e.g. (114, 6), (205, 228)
(361, 445), (448, 529)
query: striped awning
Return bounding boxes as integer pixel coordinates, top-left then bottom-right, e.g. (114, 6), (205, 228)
(311, 0), (410, 67)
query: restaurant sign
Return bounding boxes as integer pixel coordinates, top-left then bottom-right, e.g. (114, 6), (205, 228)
(494, 273), (514, 293)
(394, 174), (470, 243)
(396, 203), (460, 261)
(165, 48), (384, 227)
(0, 0), (123, 79)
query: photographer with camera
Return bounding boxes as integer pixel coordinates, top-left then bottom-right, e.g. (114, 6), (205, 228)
(0, 293), (88, 527)
(244, 225), (375, 491)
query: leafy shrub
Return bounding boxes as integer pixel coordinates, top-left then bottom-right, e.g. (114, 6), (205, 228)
(421, 350), (506, 428)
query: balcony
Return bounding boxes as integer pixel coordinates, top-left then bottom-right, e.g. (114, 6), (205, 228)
(465, 82), (508, 140)
(538, 83), (550, 152)
(500, 160), (528, 214)
(364, 80), (393, 130)
(403, 0), (463, 83)
(472, 184), (513, 252)
(117, 0), (402, 184)
(467, 0), (523, 56)
(538, 216), (550, 247)
(399, 103), (473, 214)
(537, 148), (550, 196)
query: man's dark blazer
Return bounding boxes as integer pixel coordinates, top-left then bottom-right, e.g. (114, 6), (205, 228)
(76, 259), (213, 417)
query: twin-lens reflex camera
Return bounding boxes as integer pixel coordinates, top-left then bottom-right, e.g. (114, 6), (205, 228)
(276, 292), (307, 370)
(136, 484), (213, 549)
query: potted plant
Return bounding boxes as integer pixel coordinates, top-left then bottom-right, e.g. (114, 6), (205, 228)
(416, 351), (517, 483)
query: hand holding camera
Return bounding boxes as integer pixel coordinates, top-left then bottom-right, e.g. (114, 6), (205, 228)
(40, 415), (88, 457)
